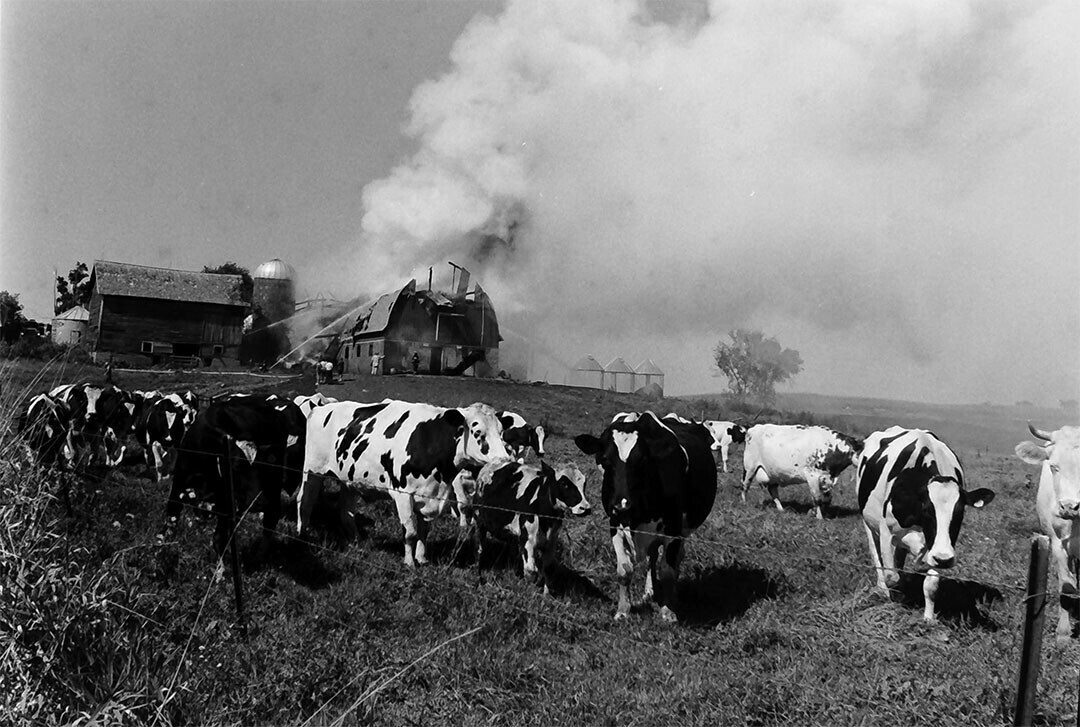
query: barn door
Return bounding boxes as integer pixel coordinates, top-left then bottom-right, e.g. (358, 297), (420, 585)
(430, 347), (443, 375)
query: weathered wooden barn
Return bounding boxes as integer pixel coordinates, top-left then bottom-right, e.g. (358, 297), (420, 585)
(333, 273), (500, 377)
(86, 260), (247, 366)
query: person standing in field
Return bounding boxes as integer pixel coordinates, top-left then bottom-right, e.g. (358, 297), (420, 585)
(370, 353), (381, 376)
(411, 352), (420, 374)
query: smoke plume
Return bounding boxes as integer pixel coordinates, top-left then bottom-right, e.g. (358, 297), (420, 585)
(353, 0), (1078, 403)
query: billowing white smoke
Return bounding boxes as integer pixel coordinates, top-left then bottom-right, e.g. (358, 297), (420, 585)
(355, 0), (1077, 403)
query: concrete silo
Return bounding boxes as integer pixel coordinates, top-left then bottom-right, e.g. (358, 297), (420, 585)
(245, 258), (295, 365)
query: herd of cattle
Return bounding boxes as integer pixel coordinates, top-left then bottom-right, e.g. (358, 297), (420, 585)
(14, 381), (1080, 636)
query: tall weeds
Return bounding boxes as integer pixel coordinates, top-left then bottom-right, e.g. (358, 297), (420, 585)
(0, 410), (173, 725)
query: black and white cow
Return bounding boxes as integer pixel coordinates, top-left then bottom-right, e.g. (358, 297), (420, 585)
(165, 393), (306, 557)
(497, 410), (545, 461)
(49, 382), (133, 466)
(472, 460), (588, 594)
(18, 393), (74, 469)
(575, 411), (717, 621)
(702, 420), (746, 473)
(135, 391), (199, 482)
(858, 426), (995, 621)
(741, 423), (862, 519)
(293, 392), (339, 418)
(1016, 424), (1080, 638)
(297, 399), (511, 567)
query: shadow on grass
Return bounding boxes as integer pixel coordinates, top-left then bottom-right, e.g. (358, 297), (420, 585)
(892, 573), (1004, 631)
(240, 536), (343, 590)
(771, 500), (861, 519)
(677, 562), (787, 628)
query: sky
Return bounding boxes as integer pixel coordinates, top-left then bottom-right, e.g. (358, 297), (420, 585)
(1, 0), (1077, 406)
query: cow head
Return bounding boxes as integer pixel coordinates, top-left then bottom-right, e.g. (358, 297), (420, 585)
(888, 470), (995, 569)
(455, 403), (511, 467)
(1017, 424), (1080, 519)
(575, 412), (683, 523)
(551, 461), (591, 516)
(729, 423), (747, 444)
(533, 425), (546, 458)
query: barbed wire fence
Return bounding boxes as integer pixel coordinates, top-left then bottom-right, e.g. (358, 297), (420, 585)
(2, 394), (1067, 725)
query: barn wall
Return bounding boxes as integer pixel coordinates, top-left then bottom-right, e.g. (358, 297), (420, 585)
(93, 295), (244, 364)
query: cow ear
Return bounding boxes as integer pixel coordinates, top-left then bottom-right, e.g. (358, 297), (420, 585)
(964, 488), (995, 508)
(1015, 441), (1049, 465)
(442, 409), (466, 432)
(541, 460), (555, 478)
(574, 434), (602, 456)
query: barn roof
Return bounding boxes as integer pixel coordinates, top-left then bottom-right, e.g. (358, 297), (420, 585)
(352, 280), (415, 336)
(53, 305), (90, 322)
(574, 355), (604, 371)
(91, 260), (247, 307)
(634, 358), (664, 375)
(604, 357), (634, 374)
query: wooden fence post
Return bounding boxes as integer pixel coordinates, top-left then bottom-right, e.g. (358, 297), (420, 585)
(1014, 534), (1050, 727)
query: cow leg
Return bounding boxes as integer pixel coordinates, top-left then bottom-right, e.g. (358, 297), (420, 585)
(152, 441), (168, 483)
(1050, 536), (1078, 638)
(767, 483), (783, 511)
(451, 471), (476, 533)
(474, 525), (486, 585)
(878, 522), (901, 589)
(414, 516), (430, 565)
(392, 492), (422, 567)
(296, 470), (325, 537)
(719, 446), (729, 474)
(643, 538), (661, 606)
(863, 522), (888, 591)
(611, 526), (636, 620)
(656, 538), (683, 623)
(922, 568), (941, 622)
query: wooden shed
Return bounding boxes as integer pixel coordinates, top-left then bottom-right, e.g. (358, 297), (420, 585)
(334, 274), (500, 377)
(86, 260), (247, 367)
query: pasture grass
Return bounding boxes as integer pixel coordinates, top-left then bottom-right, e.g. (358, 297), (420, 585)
(1, 360), (1079, 725)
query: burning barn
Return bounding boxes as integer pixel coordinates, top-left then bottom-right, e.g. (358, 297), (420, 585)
(331, 267), (500, 377)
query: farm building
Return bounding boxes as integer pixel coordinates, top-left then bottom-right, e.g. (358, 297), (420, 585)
(51, 305), (89, 346)
(570, 355), (605, 389)
(634, 359), (665, 394)
(240, 258), (296, 365)
(566, 354), (665, 395)
(331, 270), (500, 377)
(86, 260), (247, 367)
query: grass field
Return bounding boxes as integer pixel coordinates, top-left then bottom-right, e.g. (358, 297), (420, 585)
(2, 357), (1078, 726)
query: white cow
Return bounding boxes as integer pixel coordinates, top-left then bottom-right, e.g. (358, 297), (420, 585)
(1016, 424), (1080, 639)
(742, 423), (862, 519)
(702, 420), (746, 473)
(298, 399), (511, 567)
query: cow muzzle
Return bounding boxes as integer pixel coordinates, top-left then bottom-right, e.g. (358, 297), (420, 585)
(613, 497), (632, 514)
(571, 502), (592, 516)
(1057, 500), (1080, 520)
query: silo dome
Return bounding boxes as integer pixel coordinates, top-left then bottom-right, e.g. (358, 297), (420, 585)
(254, 258), (295, 280)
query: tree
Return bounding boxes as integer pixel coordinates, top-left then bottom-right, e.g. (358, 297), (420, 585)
(203, 262), (253, 304)
(0, 291), (29, 344)
(54, 262), (92, 314)
(713, 328), (803, 404)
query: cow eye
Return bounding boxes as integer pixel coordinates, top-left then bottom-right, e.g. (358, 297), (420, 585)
(1050, 464), (1061, 474)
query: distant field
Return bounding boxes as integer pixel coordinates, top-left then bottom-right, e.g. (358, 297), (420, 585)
(3, 358), (1078, 726)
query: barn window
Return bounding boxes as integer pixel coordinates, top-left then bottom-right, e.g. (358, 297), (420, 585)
(140, 341), (153, 353)
(344, 346), (349, 360)
(212, 345), (224, 356)
(369, 344), (374, 356)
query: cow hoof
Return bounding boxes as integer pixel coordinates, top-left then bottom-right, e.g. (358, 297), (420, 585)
(403, 558), (417, 568)
(659, 606), (678, 623)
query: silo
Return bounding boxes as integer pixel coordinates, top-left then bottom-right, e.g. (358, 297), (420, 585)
(248, 259), (296, 365)
(252, 258), (296, 324)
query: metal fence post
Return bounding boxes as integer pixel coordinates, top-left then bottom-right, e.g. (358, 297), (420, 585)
(224, 436), (247, 638)
(1014, 534), (1050, 727)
